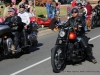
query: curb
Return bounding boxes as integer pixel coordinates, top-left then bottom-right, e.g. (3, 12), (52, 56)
(38, 29), (55, 37)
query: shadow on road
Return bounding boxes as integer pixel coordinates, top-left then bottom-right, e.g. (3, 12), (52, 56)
(29, 43), (43, 53)
(0, 43), (43, 61)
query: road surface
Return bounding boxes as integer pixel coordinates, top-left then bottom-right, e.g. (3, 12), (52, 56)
(0, 27), (100, 75)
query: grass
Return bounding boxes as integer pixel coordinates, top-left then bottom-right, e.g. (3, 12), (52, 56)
(35, 6), (67, 17)
(0, 5), (67, 17)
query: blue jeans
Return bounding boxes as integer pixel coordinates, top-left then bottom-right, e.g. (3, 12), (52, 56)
(82, 17), (87, 32)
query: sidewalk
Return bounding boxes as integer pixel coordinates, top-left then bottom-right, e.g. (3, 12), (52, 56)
(38, 27), (54, 37)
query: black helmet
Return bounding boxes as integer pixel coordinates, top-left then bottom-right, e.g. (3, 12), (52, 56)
(78, 3), (82, 7)
(71, 8), (79, 13)
(19, 4), (25, 8)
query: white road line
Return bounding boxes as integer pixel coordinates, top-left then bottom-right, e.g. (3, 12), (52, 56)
(10, 57), (51, 75)
(10, 34), (100, 75)
(89, 35), (100, 41)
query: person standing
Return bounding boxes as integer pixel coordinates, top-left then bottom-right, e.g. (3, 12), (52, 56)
(49, 2), (56, 19)
(3, 3), (11, 19)
(11, 2), (18, 15)
(71, 0), (77, 8)
(11, 0), (16, 4)
(55, 2), (60, 16)
(18, 0), (26, 11)
(46, 1), (51, 18)
(80, 0), (86, 5)
(85, 1), (92, 30)
(28, 0), (35, 17)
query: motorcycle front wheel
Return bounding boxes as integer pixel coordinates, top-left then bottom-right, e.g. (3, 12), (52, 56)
(51, 45), (66, 73)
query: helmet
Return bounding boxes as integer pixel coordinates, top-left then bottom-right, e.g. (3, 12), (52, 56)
(19, 4), (25, 8)
(78, 3), (82, 7)
(71, 8), (79, 13)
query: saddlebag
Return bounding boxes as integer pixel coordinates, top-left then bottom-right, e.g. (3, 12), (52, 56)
(0, 25), (11, 35)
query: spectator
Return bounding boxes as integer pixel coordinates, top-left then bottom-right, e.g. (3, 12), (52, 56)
(3, 3), (11, 19)
(71, 0), (76, 8)
(28, 0), (35, 17)
(85, 1), (92, 16)
(49, 2), (56, 19)
(11, 2), (18, 15)
(73, 3), (79, 9)
(11, 0), (16, 4)
(46, 1), (51, 18)
(80, 0), (86, 6)
(55, 2), (60, 16)
(85, 1), (92, 30)
(60, 0), (66, 5)
(25, 3), (29, 12)
(18, 0), (26, 9)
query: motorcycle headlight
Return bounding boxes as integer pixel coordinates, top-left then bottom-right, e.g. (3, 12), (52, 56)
(59, 31), (65, 37)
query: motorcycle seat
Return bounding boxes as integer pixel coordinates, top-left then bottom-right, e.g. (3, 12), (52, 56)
(0, 25), (11, 35)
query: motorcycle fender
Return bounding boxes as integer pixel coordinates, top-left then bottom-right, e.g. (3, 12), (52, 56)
(3, 38), (13, 52)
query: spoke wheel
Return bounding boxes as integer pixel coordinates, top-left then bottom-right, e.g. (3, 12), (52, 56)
(51, 45), (66, 73)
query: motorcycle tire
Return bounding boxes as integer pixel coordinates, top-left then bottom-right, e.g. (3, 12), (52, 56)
(51, 45), (66, 73)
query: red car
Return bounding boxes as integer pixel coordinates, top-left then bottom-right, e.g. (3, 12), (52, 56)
(30, 17), (52, 27)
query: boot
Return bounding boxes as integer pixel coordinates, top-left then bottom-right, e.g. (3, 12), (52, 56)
(85, 46), (97, 64)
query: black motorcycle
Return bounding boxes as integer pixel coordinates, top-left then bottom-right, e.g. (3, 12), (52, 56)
(10, 16), (38, 54)
(91, 9), (100, 28)
(51, 23), (89, 73)
(28, 18), (38, 46)
(0, 16), (38, 57)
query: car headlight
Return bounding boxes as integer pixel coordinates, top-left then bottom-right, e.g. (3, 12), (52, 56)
(59, 30), (65, 37)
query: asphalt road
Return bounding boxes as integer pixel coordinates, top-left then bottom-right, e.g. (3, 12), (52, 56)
(0, 27), (100, 75)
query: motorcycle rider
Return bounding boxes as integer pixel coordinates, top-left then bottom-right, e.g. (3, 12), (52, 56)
(92, 0), (100, 26)
(65, 8), (97, 64)
(18, 4), (30, 47)
(4, 8), (23, 49)
(94, 0), (100, 12)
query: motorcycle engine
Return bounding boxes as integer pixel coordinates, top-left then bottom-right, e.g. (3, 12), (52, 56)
(67, 42), (85, 62)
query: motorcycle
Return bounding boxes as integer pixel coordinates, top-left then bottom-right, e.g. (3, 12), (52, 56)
(51, 22), (89, 73)
(0, 16), (37, 57)
(29, 16), (38, 46)
(91, 9), (100, 28)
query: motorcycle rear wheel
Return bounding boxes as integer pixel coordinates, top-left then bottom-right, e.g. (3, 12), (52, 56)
(51, 45), (66, 73)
